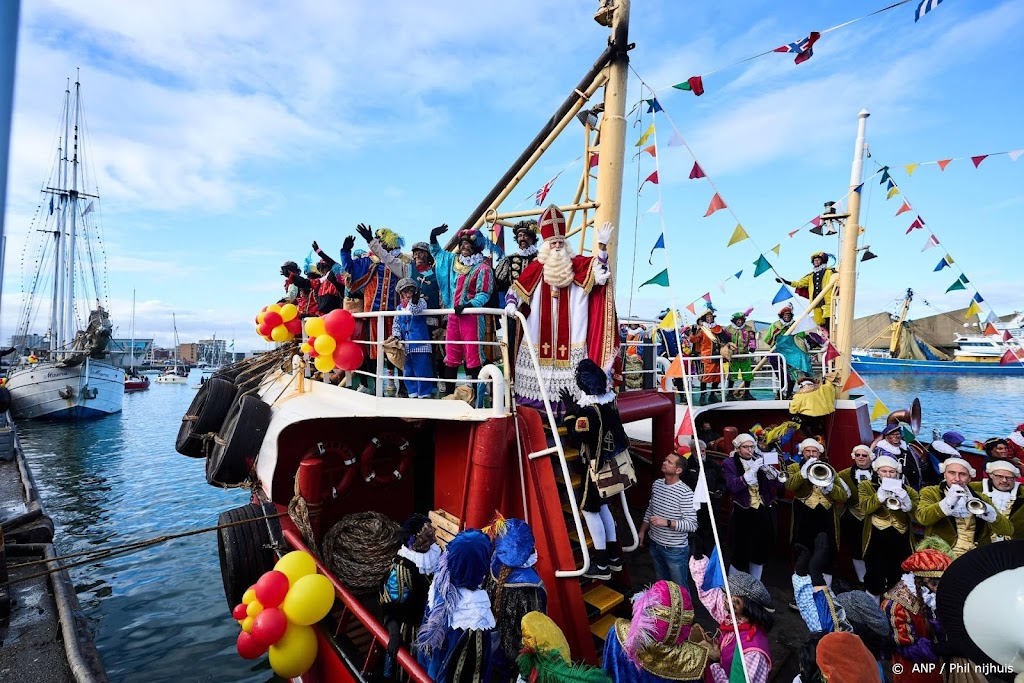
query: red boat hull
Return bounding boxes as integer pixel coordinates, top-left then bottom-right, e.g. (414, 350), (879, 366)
(124, 378), (150, 392)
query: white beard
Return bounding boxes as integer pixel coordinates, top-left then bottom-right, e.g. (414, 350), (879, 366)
(538, 240), (575, 288)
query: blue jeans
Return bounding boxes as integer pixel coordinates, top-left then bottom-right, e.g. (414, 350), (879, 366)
(649, 541), (690, 589)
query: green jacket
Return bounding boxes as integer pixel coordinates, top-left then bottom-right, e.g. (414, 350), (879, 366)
(969, 481), (1024, 541)
(786, 460), (849, 541)
(857, 480), (918, 554)
(916, 484), (1014, 548)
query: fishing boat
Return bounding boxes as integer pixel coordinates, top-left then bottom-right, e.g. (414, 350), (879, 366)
(851, 290), (1024, 375)
(155, 314), (189, 384)
(182, 3), (919, 679)
(124, 291), (150, 392)
(6, 74), (125, 420)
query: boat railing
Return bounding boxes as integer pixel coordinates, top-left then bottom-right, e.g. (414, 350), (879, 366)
(661, 351), (792, 403)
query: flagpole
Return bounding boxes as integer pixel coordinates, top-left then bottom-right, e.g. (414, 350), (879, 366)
(834, 110), (869, 398)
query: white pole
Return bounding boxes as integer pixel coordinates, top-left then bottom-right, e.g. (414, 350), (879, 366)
(0, 2), (16, 348)
(65, 74), (81, 344)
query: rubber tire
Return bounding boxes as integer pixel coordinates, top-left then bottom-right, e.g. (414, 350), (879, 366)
(175, 378), (237, 458)
(207, 395), (272, 487)
(217, 502), (279, 608)
(0, 386), (11, 413)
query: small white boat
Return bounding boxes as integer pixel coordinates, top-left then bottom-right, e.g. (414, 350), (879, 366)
(155, 313), (189, 384)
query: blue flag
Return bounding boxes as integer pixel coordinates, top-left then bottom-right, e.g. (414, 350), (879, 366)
(772, 285), (793, 305)
(649, 233), (665, 263)
(702, 547), (726, 591)
(973, 292), (984, 303)
(645, 98), (663, 113)
(934, 258), (949, 271)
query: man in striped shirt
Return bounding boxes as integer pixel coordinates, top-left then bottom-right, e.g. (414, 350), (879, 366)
(639, 452), (698, 588)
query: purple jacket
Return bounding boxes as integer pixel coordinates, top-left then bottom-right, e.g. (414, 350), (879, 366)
(723, 453), (784, 509)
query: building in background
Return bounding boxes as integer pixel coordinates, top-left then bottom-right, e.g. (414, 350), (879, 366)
(8, 333), (46, 353)
(108, 338), (154, 369)
(197, 338), (227, 366)
(178, 343), (199, 365)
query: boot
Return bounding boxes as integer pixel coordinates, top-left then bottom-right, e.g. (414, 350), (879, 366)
(607, 541), (623, 572)
(707, 384), (721, 404)
(698, 383), (707, 406)
(583, 549), (611, 581)
(440, 365), (458, 397)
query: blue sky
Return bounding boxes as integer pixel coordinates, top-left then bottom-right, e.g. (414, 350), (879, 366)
(3, 0), (1022, 351)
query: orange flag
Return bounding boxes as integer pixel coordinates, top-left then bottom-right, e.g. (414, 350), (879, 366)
(984, 323), (999, 336)
(936, 159), (952, 171)
(895, 200), (912, 216)
(704, 192), (727, 217)
(842, 370), (866, 392)
(641, 144), (657, 158)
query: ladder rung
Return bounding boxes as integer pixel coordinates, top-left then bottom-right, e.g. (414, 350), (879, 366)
(590, 614), (618, 640)
(584, 584), (625, 616)
(527, 445), (559, 460)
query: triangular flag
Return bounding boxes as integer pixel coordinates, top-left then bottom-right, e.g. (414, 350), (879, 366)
(673, 76), (705, 96)
(702, 293), (712, 303)
(842, 370), (866, 392)
(958, 274), (969, 284)
(692, 471), (710, 508)
(886, 178), (896, 191)
(752, 255), (772, 277)
(946, 279), (967, 293)
(944, 254), (953, 265)
(589, 152), (599, 168)
(659, 310), (677, 330)
(640, 144), (657, 158)
(810, 225), (824, 236)
(645, 97), (664, 113)
(922, 235), (939, 251)
(810, 216), (821, 227)
(861, 249), (877, 262)
(642, 170), (659, 187)
(646, 199), (663, 214)
(895, 200), (912, 216)
(718, 281), (728, 293)
(870, 399), (889, 421)
(907, 216), (925, 231)
(999, 349), (1022, 366)
(662, 355), (684, 391)
(936, 159), (952, 171)
(727, 224), (749, 246)
(965, 301), (983, 320)
(648, 233), (665, 263)
(640, 269), (670, 288)
(667, 130), (684, 147)
(1002, 330), (1012, 342)
(886, 186), (900, 199)
(986, 311), (997, 323)
(770, 243), (781, 256)
(984, 323), (999, 336)
(790, 315), (818, 334)
(854, 183), (864, 194)
(688, 162), (705, 179)
(676, 407), (693, 438)
(934, 258), (950, 271)
(824, 343), (841, 363)
(635, 123), (655, 148)
(82, 200), (95, 216)
(905, 163), (919, 176)
(734, 270), (743, 279)
(788, 229), (801, 238)
(879, 166), (891, 184)
(772, 285), (793, 305)
(971, 155), (988, 168)
(704, 193), (726, 217)
(973, 292), (984, 303)
(686, 302), (697, 315)
(1009, 149), (1024, 162)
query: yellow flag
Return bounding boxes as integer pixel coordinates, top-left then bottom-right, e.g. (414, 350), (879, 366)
(727, 224), (749, 247)
(870, 399), (889, 421)
(770, 243), (781, 256)
(965, 301), (983, 320)
(658, 310), (676, 329)
(945, 255), (954, 265)
(905, 163), (919, 176)
(635, 123), (655, 148)
(886, 186), (900, 199)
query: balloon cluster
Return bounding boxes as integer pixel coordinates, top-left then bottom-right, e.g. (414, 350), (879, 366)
(231, 551), (335, 678)
(301, 309), (364, 374)
(256, 303), (302, 343)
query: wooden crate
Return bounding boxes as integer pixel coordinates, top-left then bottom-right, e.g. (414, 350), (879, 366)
(429, 509), (460, 549)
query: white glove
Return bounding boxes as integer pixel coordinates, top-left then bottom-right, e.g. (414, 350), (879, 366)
(978, 502), (997, 523)
(504, 302), (517, 316)
(743, 467), (759, 485)
(595, 221), (614, 246)
(876, 488), (889, 503)
(750, 457), (764, 470)
(894, 486), (909, 499)
(800, 457), (818, 479)
(820, 482), (834, 495)
(943, 485), (965, 505)
(900, 495), (914, 513)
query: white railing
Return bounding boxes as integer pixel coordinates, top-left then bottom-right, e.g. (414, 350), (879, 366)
(663, 351), (792, 403)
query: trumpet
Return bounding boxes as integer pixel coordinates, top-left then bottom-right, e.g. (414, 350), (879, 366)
(966, 497), (988, 517)
(807, 462), (835, 488)
(760, 464), (787, 483)
(885, 494), (903, 511)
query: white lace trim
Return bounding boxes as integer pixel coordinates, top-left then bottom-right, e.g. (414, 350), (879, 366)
(398, 543), (442, 575)
(458, 253), (485, 267)
(874, 440), (905, 456)
(578, 391), (615, 407)
(989, 486), (1017, 514)
(450, 588), (496, 630)
(514, 343), (587, 402)
(1009, 431), (1024, 448)
(930, 440), (959, 457)
(516, 244), (539, 258)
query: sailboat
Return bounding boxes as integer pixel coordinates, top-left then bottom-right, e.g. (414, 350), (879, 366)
(6, 74), (125, 419)
(155, 313), (189, 384)
(124, 290), (150, 392)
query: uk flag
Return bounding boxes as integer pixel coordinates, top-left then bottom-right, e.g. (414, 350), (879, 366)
(534, 179), (555, 206)
(774, 31), (821, 65)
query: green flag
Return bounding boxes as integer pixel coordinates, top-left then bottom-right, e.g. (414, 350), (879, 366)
(958, 274), (969, 284)
(946, 279), (967, 293)
(640, 269), (670, 288)
(672, 81), (693, 91)
(729, 644), (746, 683)
(753, 255), (772, 277)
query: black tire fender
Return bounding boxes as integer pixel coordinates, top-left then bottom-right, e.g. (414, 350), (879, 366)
(207, 395), (272, 487)
(216, 501), (279, 608)
(176, 378), (237, 458)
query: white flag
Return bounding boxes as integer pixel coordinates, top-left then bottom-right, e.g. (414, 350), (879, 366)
(922, 235), (938, 251)
(1009, 149), (1024, 162)
(789, 313), (819, 335)
(692, 470), (710, 508)
(82, 200), (95, 216)
(646, 199), (662, 214)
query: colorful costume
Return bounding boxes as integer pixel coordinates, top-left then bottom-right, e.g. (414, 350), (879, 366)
(506, 205), (619, 410)
(688, 312), (731, 386)
(881, 549), (951, 683)
(432, 230), (495, 373)
(873, 424), (925, 491)
(340, 228), (408, 358)
(516, 612), (610, 683)
(725, 313), (757, 393)
(783, 252), (836, 328)
(493, 220), (538, 297)
(971, 460), (1024, 541)
(762, 304), (811, 397)
(857, 459), (918, 598)
(603, 580), (711, 683)
(721, 434), (784, 579)
(392, 279), (435, 399)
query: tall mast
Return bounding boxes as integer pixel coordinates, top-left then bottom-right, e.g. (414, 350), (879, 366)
(834, 109), (869, 397)
(129, 289), (136, 369)
(52, 80), (71, 353)
(592, 0), (630, 279)
(889, 288), (912, 357)
(64, 71), (81, 343)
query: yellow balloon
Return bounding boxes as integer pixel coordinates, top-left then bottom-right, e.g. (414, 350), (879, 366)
(242, 588), (256, 605)
(267, 303), (282, 313)
(313, 355), (335, 373)
(246, 599), (263, 618)
(241, 616), (255, 633)
(281, 574), (335, 626)
(313, 335), (336, 356)
(268, 622), (318, 679)
(257, 312), (265, 324)
(304, 317), (326, 338)
(280, 303), (298, 322)
(300, 342), (312, 354)
(271, 325), (291, 343)
(274, 551), (316, 586)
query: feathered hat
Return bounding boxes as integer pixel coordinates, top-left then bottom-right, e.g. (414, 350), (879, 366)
(623, 581), (695, 666)
(457, 229), (488, 254)
(984, 437), (1009, 456)
(731, 308), (754, 322)
(415, 529), (493, 651)
(811, 251), (834, 265)
(489, 517), (537, 573)
(513, 219), (539, 244)
(901, 548), (952, 578)
(778, 304), (794, 318)
(375, 227), (405, 251)
(575, 358), (609, 397)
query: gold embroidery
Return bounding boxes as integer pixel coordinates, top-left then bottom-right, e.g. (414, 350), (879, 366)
(748, 485), (763, 509)
(614, 620), (710, 680)
(804, 487), (833, 510)
(952, 515), (977, 558)
(575, 416), (590, 433)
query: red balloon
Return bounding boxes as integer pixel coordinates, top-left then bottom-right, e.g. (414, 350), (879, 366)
(257, 322), (272, 338)
(263, 311), (283, 329)
(251, 607), (289, 646)
(332, 340), (363, 371)
(323, 310), (355, 340)
(254, 570), (290, 609)
(284, 317), (302, 335)
(232, 603), (249, 620)
(237, 630), (267, 660)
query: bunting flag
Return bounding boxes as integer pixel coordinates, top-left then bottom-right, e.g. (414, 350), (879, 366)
(1011, 150), (1024, 161)
(640, 144), (657, 158)
(646, 97), (664, 113)
(640, 269), (670, 288)
(958, 274), (969, 284)
(589, 152), (599, 168)
(907, 216), (925, 232)
(986, 311), (997, 323)
(689, 162), (706, 179)
(984, 323), (999, 336)
(946, 279), (967, 293)
(861, 249), (878, 262)
(753, 255), (772, 277)
(49, 196), (54, 215)
(672, 76), (705, 96)
(824, 343), (841, 363)
(853, 183), (864, 194)
(659, 310), (677, 330)
(704, 193), (727, 217)
(1000, 349), (1024, 366)
(904, 148), (1024, 170)
(791, 315), (818, 334)
(770, 244), (781, 256)
(886, 186), (900, 199)
(686, 302), (697, 315)
(810, 216), (821, 228)
(774, 31), (821, 64)
(675, 407), (692, 441)
(788, 229), (801, 238)
(915, 0), (944, 22)
(702, 293), (713, 303)
(734, 270), (743, 279)
(936, 159), (952, 170)
(973, 292), (984, 303)
(965, 301), (983, 320)
(934, 257), (950, 272)
(642, 170), (660, 188)
(879, 166), (891, 184)
(667, 130), (684, 147)
(648, 233), (665, 263)
(905, 163), (919, 176)
(727, 224), (749, 246)
(886, 178), (896, 191)
(842, 370), (866, 392)
(971, 155), (988, 168)
(82, 200), (95, 216)
(922, 235), (939, 251)
(662, 355), (684, 391)
(772, 285), (793, 305)
(635, 123), (655, 147)
(535, 179), (555, 206)
(1002, 330), (1013, 342)
(870, 399), (889, 421)
(646, 199), (663, 214)
(895, 200), (912, 216)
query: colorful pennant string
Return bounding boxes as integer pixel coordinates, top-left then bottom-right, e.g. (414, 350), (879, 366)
(901, 147), (1023, 172)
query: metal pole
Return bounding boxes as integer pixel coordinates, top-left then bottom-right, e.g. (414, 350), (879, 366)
(65, 74), (81, 344)
(0, 0), (16, 350)
(834, 110), (869, 397)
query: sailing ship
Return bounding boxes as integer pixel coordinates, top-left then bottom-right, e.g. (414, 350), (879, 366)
(179, 2), (931, 678)
(124, 290), (150, 392)
(6, 75), (125, 419)
(155, 313), (189, 384)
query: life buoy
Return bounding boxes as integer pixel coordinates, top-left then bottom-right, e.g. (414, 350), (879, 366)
(313, 442), (360, 499)
(359, 433), (413, 487)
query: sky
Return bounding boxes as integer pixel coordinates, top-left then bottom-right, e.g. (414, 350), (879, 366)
(2, 0), (1022, 352)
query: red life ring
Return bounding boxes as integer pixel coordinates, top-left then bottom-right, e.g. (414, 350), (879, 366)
(360, 433), (413, 487)
(314, 442), (360, 499)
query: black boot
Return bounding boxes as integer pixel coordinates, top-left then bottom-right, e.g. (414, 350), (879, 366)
(440, 365), (458, 397)
(607, 541), (623, 572)
(707, 383), (721, 404)
(698, 382), (707, 406)
(583, 548), (611, 580)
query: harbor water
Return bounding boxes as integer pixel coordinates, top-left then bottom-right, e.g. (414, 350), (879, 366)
(15, 373), (1024, 682)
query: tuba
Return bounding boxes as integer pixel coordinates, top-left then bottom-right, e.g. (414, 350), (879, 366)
(807, 462), (835, 488)
(886, 398), (922, 436)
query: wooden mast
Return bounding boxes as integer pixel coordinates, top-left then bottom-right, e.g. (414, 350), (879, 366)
(834, 110), (869, 397)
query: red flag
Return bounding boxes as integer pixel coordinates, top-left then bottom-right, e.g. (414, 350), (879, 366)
(675, 408), (694, 445)
(971, 155), (988, 168)
(589, 152), (599, 168)
(984, 323), (999, 336)
(689, 162), (705, 179)
(702, 293), (712, 303)
(642, 170), (659, 187)
(641, 145), (657, 158)
(842, 370), (865, 392)
(824, 343), (841, 362)
(1002, 330), (1013, 342)
(704, 193), (726, 217)
(906, 216), (925, 234)
(788, 229), (801, 238)
(810, 216), (821, 227)
(687, 75), (704, 96)
(686, 302), (696, 315)
(1000, 349), (1020, 366)
(936, 159), (952, 171)
(895, 200), (912, 216)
